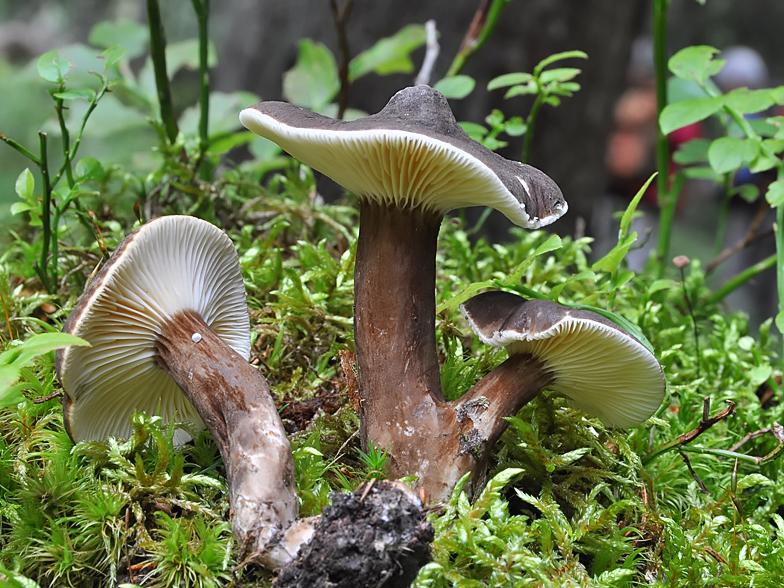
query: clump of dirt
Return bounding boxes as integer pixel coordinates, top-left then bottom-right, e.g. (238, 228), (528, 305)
(274, 481), (434, 588)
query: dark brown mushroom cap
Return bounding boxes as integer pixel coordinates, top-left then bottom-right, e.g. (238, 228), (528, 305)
(56, 216), (251, 444)
(460, 290), (665, 428)
(239, 85), (567, 229)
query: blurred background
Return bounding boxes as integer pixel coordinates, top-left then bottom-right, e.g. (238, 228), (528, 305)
(1, 0), (783, 325)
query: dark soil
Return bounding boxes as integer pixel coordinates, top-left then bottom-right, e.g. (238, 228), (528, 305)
(274, 481), (434, 588)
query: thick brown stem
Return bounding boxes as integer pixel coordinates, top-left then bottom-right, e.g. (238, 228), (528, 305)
(354, 202), (553, 501)
(155, 310), (302, 566)
(354, 203), (444, 457)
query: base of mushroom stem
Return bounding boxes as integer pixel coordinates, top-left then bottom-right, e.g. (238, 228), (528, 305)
(273, 481), (433, 587)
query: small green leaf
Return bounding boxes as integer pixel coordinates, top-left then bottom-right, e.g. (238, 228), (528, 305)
(9, 202), (34, 215)
(724, 87), (775, 115)
(660, 97), (723, 135)
(101, 45), (128, 69)
(0, 333), (90, 369)
(488, 72), (534, 91)
(283, 39), (339, 111)
(539, 67), (581, 84)
(668, 45), (721, 85)
(775, 309), (784, 334)
(0, 365), (21, 393)
(673, 138), (711, 165)
(504, 82), (539, 99)
(458, 122), (487, 142)
(736, 473), (773, 492)
(15, 169), (34, 201)
(53, 88), (96, 102)
(533, 50), (587, 76)
(749, 365), (773, 387)
(620, 173), (656, 237)
(766, 179), (784, 207)
(37, 49), (74, 84)
(504, 118), (526, 136)
(708, 137), (759, 174)
(730, 183), (759, 203)
(433, 75), (475, 100)
(75, 157), (104, 181)
(349, 24), (426, 80)
(90, 20), (148, 58)
(649, 279), (674, 294)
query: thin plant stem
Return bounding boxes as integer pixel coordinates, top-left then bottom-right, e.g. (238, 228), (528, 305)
(191, 0), (211, 178)
(522, 94), (544, 164)
(414, 20), (439, 86)
(329, 0), (354, 120)
(706, 253), (776, 306)
(147, 0), (179, 145)
(714, 174), (733, 255)
(37, 132), (53, 293)
(0, 132), (41, 164)
(652, 0), (671, 278)
(446, 0), (509, 77)
(54, 87), (75, 188)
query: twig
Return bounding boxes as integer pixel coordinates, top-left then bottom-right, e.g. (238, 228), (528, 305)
(678, 447), (709, 494)
(54, 88), (75, 188)
(446, 0), (509, 77)
(146, 0), (179, 144)
(727, 426), (772, 454)
(642, 397), (735, 465)
(33, 390), (62, 404)
(414, 20), (439, 86)
(329, 0), (354, 120)
(0, 131), (41, 164)
(705, 201), (773, 274)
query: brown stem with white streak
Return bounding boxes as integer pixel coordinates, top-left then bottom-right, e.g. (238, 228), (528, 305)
(155, 310), (307, 567)
(354, 202), (554, 501)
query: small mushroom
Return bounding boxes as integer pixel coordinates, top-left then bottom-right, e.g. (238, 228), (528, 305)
(459, 289), (666, 434)
(240, 86), (568, 500)
(56, 215), (303, 566)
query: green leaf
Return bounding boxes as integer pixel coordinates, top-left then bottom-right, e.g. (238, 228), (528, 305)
(749, 365), (773, 387)
(673, 138), (711, 165)
(736, 473), (773, 492)
(660, 97), (723, 135)
(349, 24), (426, 80)
(539, 67), (581, 84)
(620, 173), (656, 237)
(488, 72), (534, 91)
(36, 49), (74, 84)
(592, 233), (637, 274)
(90, 20), (148, 59)
(708, 137), (759, 174)
(572, 303), (655, 353)
(776, 309), (784, 335)
(101, 46), (128, 69)
(53, 88), (96, 102)
(457, 121), (487, 141)
(0, 365), (21, 393)
(75, 157), (104, 181)
(283, 39), (340, 111)
(766, 179), (784, 207)
(433, 75), (475, 100)
(724, 87), (775, 115)
(533, 50), (587, 76)
(730, 183), (759, 203)
(0, 333), (90, 369)
(503, 82), (539, 99)
(15, 169), (34, 201)
(668, 45), (722, 85)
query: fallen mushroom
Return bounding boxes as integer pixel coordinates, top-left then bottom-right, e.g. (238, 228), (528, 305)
(56, 215), (433, 578)
(239, 85), (569, 500)
(56, 215), (302, 566)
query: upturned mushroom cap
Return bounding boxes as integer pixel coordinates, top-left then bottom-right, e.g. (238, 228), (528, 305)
(239, 85), (567, 229)
(56, 215), (251, 444)
(460, 290), (665, 428)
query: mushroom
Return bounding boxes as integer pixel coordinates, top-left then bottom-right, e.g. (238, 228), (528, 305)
(239, 85), (568, 500)
(459, 289), (666, 433)
(55, 215), (303, 566)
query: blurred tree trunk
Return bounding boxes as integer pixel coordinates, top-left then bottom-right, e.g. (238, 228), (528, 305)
(214, 0), (644, 241)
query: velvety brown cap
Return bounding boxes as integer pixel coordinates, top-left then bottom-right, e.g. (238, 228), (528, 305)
(240, 85), (567, 229)
(461, 290), (665, 428)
